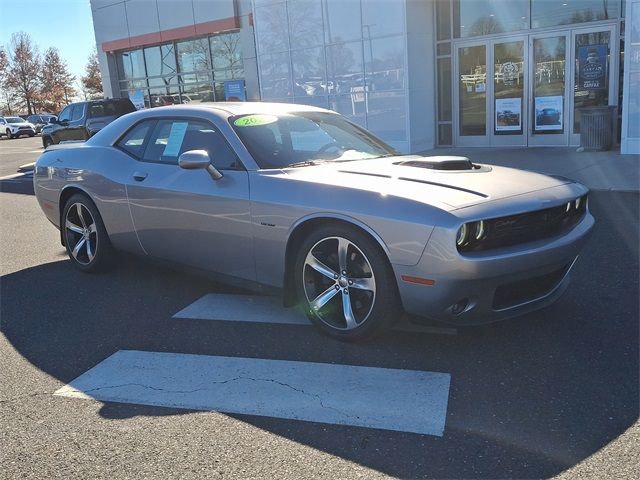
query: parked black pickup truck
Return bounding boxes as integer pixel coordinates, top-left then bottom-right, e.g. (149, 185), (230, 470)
(42, 98), (136, 148)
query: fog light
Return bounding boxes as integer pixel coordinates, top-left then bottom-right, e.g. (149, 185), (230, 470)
(450, 298), (469, 315)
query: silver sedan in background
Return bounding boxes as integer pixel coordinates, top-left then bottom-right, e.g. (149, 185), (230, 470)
(34, 103), (594, 340)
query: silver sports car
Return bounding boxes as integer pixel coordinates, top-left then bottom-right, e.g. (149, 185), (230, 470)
(34, 103), (594, 340)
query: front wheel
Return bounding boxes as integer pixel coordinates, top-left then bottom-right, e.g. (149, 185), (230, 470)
(43, 136), (53, 148)
(62, 194), (112, 272)
(294, 225), (401, 340)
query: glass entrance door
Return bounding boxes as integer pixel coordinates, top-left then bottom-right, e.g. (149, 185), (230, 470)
(569, 25), (617, 145)
(528, 33), (569, 146)
(455, 43), (488, 146)
(491, 38), (527, 146)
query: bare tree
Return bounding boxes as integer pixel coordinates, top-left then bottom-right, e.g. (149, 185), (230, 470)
(0, 47), (14, 115)
(5, 32), (41, 114)
(81, 49), (103, 98)
(40, 47), (76, 112)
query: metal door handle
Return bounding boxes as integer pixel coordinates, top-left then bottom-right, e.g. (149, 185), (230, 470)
(133, 171), (148, 181)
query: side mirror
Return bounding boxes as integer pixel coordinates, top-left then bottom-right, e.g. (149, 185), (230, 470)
(178, 150), (223, 180)
(59, 120), (68, 126)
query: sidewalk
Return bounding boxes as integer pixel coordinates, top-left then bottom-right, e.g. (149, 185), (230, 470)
(419, 147), (639, 192)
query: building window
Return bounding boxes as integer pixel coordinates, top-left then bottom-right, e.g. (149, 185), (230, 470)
(454, 0), (529, 38)
(176, 38), (211, 73)
(144, 44), (177, 79)
(117, 49), (146, 79)
(210, 32), (244, 79)
(531, 0), (621, 29)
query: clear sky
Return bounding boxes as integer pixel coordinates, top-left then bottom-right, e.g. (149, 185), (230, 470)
(0, 0), (96, 82)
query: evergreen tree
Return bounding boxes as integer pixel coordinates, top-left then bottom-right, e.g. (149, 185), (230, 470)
(81, 49), (103, 98)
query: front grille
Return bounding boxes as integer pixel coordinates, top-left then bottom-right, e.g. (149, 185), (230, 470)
(459, 195), (587, 253)
(18, 126), (31, 130)
(492, 264), (569, 310)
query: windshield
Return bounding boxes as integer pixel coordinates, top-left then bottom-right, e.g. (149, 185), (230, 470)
(230, 112), (397, 169)
(6, 117), (23, 123)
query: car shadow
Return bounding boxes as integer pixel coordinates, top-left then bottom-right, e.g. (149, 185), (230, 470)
(1, 191), (638, 478)
(0, 175), (34, 195)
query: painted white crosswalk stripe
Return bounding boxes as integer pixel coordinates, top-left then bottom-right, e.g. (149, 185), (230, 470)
(55, 350), (451, 436)
(173, 294), (457, 335)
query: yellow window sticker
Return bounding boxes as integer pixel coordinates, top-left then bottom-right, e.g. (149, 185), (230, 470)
(234, 114), (278, 127)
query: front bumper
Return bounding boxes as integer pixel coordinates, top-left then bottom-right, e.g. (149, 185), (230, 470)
(394, 211), (595, 325)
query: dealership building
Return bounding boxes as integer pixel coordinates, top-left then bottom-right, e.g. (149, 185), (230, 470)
(90, 0), (639, 154)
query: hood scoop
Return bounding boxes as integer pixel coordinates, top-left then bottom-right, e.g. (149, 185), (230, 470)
(395, 156), (477, 171)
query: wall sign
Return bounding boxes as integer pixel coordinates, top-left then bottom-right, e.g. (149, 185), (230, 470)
(495, 98), (522, 132)
(501, 62), (519, 87)
(534, 96), (563, 132)
(577, 44), (608, 91)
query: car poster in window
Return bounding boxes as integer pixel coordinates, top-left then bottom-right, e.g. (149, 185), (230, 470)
(224, 80), (246, 101)
(577, 44), (608, 91)
(534, 96), (563, 132)
(495, 98), (522, 132)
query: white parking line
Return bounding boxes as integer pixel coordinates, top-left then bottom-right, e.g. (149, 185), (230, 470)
(0, 172), (33, 181)
(174, 294), (457, 335)
(55, 350), (451, 436)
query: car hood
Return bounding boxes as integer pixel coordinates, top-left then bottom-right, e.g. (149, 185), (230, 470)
(280, 155), (571, 210)
(8, 122), (33, 128)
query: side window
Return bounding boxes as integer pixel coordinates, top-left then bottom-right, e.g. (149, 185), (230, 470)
(71, 104), (84, 121)
(142, 119), (239, 169)
(58, 106), (72, 123)
(116, 120), (155, 158)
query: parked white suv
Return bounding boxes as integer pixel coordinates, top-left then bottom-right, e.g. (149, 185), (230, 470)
(0, 116), (36, 139)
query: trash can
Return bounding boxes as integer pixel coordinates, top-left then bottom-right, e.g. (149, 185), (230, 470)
(579, 106), (616, 151)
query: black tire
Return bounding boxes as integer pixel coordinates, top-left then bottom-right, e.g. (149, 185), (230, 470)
(29, 132), (35, 137)
(294, 224), (401, 341)
(62, 194), (112, 272)
(43, 136), (53, 148)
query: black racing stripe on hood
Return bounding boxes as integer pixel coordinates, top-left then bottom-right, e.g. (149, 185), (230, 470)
(397, 177), (488, 198)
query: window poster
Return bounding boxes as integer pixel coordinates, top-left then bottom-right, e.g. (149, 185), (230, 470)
(495, 98), (522, 132)
(535, 96), (563, 131)
(224, 80), (246, 101)
(577, 44), (608, 91)
(129, 90), (145, 110)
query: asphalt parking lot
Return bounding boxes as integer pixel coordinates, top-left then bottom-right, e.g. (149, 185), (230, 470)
(1, 136), (638, 479)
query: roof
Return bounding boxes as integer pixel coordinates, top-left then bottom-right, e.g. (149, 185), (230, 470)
(182, 101), (333, 116)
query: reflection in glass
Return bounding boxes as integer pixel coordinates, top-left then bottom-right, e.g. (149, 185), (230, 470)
(436, 0), (451, 40)
(532, 0), (620, 29)
(458, 45), (486, 136)
(329, 94), (367, 127)
(292, 47), (327, 96)
(494, 41), (524, 135)
(364, 36), (406, 92)
(118, 49), (145, 79)
(259, 52), (292, 98)
(454, 0), (529, 38)
(324, 0), (361, 43)
(367, 92), (407, 141)
(362, 0), (405, 38)
(177, 38), (211, 73)
(288, 0), (324, 49)
(144, 44), (177, 78)
(573, 31), (610, 134)
(533, 36), (566, 134)
(438, 57), (452, 121)
(255, 2), (289, 53)
(149, 85), (179, 107)
(327, 42), (364, 94)
(210, 32), (243, 76)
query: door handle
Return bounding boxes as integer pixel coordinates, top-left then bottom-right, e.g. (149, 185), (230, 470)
(132, 171), (148, 182)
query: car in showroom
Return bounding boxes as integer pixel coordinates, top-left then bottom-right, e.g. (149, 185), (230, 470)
(0, 116), (36, 139)
(27, 114), (58, 134)
(41, 98), (136, 148)
(33, 103), (594, 340)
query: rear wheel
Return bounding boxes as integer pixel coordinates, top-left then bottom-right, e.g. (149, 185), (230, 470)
(62, 194), (112, 272)
(294, 224), (401, 340)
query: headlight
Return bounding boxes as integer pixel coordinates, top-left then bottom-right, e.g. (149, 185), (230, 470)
(457, 220), (486, 248)
(456, 224), (469, 247)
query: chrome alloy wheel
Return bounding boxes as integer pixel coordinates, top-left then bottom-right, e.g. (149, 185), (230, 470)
(303, 236), (376, 330)
(64, 203), (98, 265)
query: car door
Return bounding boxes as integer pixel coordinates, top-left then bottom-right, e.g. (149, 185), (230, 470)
(53, 105), (73, 142)
(124, 117), (255, 281)
(66, 104), (88, 141)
